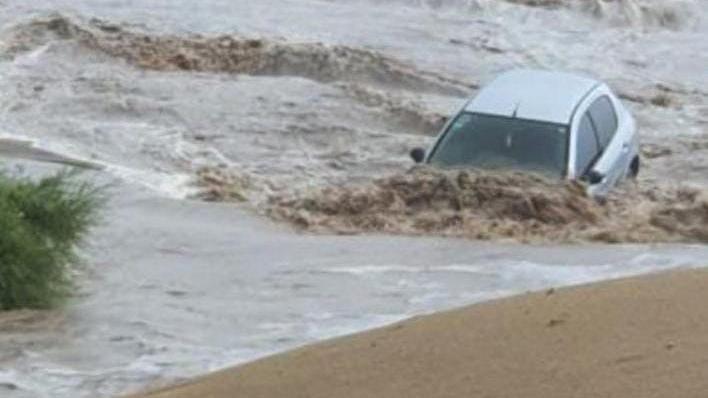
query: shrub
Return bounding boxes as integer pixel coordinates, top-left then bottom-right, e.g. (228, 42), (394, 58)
(0, 170), (103, 310)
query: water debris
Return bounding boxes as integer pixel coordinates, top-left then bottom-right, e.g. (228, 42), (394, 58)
(650, 93), (673, 107)
(267, 168), (708, 244)
(641, 143), (673, 159)
(2, 14), (470, 97)
(617, 86), (681, 109)
(192, 166), (251, 202)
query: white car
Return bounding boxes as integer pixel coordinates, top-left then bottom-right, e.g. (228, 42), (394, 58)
(411, 69), (640, 197)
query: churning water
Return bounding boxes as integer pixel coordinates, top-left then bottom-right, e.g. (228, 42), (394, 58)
(0, 0), (706, 396)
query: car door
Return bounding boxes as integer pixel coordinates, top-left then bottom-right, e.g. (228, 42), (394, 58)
(574, 113), (601, 179)
(586, 95), (625, 190)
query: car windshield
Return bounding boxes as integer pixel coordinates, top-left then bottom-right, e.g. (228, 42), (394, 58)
(428, 112), (569, 177)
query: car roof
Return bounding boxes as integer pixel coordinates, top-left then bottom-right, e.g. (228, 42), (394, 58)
(465, 69), (601, 125)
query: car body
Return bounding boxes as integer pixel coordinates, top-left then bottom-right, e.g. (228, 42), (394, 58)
(412, 69), (640, 197)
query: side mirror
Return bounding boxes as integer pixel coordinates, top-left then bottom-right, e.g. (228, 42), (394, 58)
(410, 147), (426, 164)
(584, 170), (605, 185)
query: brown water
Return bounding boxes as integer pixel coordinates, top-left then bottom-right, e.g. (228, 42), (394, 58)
(268, 168), (708, 243)
(0, 1), (706, 397)
(1, 4), (706, 199)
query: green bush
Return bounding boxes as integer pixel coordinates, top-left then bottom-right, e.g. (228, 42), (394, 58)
(0, 170), (103, 310)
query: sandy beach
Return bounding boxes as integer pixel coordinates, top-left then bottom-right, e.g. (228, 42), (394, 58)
(128, 268), (708, 398)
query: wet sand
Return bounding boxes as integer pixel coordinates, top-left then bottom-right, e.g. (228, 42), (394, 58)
(128, 268), (708, 398)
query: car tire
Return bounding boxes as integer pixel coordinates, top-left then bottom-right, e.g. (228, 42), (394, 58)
(629, 156), (640, 179)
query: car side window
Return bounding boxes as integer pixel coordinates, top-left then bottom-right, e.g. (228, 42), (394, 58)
(576, 114), (601, 176)
(587, 96), (618, 148)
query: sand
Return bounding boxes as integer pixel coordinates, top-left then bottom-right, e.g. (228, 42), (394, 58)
(127, 268), (708, 398)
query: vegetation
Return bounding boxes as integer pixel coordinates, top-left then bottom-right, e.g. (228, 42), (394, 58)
(0, 170), (103, 310)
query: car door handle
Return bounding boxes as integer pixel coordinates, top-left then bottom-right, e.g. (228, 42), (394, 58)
(621, 142), (630, 152)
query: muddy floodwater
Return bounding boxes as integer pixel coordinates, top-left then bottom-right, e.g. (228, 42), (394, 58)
(0, 0), (706, 397)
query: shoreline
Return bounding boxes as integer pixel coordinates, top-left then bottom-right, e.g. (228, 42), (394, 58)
(126, 268), (708, 398)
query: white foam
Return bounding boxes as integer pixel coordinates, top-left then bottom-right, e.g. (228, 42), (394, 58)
(319, 265), (430, 275)
(318, 263), (507, 276)
(304, 313), (409, 341)
(12, 43), (52, 67)
(499, 259), (697, 288)
(102, 163), (196, 199)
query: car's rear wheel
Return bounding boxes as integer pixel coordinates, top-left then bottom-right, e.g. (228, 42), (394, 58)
(629, 156), (640, 179)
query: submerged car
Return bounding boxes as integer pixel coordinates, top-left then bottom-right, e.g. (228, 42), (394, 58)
(411, 69), (640, 196)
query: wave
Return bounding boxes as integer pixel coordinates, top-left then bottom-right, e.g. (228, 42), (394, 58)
(335, 0), (700, 29)
(577, 0), (699, 29)
(1, 14), (471, 97)
(266, 167), (708, 244)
